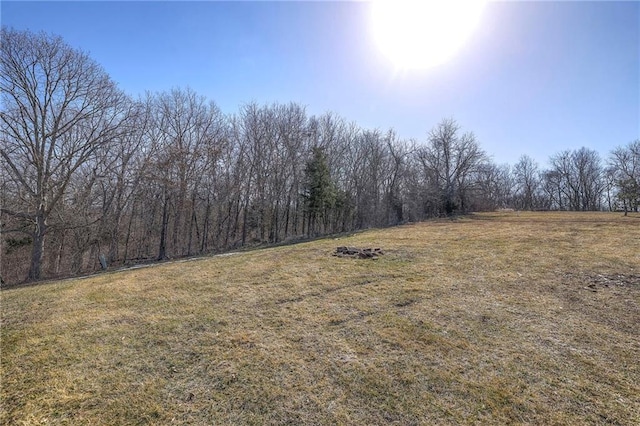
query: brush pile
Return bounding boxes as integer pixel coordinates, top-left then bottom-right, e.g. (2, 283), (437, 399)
(333, 246), (384, 259)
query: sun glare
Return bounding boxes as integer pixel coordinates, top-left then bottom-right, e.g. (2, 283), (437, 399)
(371, 0), (487, 70)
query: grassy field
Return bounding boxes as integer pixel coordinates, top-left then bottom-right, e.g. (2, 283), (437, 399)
(1, 211), (639, 425)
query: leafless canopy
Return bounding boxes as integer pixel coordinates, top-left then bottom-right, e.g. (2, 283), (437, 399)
(0, 27), (129, 280)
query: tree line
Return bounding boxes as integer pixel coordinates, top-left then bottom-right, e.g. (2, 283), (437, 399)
(1, 28), (638, 285)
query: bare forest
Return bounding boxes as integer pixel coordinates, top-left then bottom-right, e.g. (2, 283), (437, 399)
(2, 28), (639, 285)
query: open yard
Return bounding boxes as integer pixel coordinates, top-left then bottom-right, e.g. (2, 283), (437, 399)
(1, 212), (639, 425)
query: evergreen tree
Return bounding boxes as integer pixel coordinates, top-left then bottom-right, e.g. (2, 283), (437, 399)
(302, 147), (336, 235)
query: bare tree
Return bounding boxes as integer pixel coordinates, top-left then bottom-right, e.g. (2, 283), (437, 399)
(472, 162), (513, 211)
(417, 119), (487, 215)
(512, 155), (540, 210)
(0, 28), (130, 281)
(144, 88), (225, 259)
(383, 130), (410, 225)
(608, 140), (640, 214)
(348, 129), (385, 228)
(98, 100), (152, 265)
(545, 148), (604, 211)
(265, 103), (308, 242)
(540, 169), (565, 210)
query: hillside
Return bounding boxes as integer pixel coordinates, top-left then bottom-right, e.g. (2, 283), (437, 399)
(2, 212), (639, 425)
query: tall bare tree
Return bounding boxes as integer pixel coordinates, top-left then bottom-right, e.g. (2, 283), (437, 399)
(545, 148), (604, 211)
(0, 28), (129, 281)
(512, 155), (540, 210)
(145, 88), (225, 259)
(608, 140), (640, 214)
(382, 130), (410, 225)
(472, 162), (513, 211)
(417, 119), (487, 215)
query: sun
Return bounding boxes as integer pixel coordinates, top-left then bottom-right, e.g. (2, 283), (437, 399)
(371, 0), (487, 70)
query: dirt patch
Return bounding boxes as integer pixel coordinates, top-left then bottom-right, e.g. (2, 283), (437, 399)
(564, 272), (640, 292)
(333, 246), (384, 259)
(556, 270), (640, 336)
(587, 273), (640, 287)
(394, 298), (419, 308)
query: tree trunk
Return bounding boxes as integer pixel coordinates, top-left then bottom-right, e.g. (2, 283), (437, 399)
(187, 205), (199, 256)
(271, 201), (280, 243)
(108, 211), (122, 265)
(54, 230), (65, 275)
(173, 193), (184, 257)
(201, 199), (211, 253)
(123, 200), (136, 263)
(158, 190), (170, 260)
(284, 195), (291, 239)
(241, 194), (250, 246)
(27, 213), (47, 281)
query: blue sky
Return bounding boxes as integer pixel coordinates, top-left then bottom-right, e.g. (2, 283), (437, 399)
(2, 1), (639, 167)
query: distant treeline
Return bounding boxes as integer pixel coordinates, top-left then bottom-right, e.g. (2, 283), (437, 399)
(1, 28), (639, 284)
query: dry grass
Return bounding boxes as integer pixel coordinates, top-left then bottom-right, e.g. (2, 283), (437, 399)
(2, 211), (639, 425)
